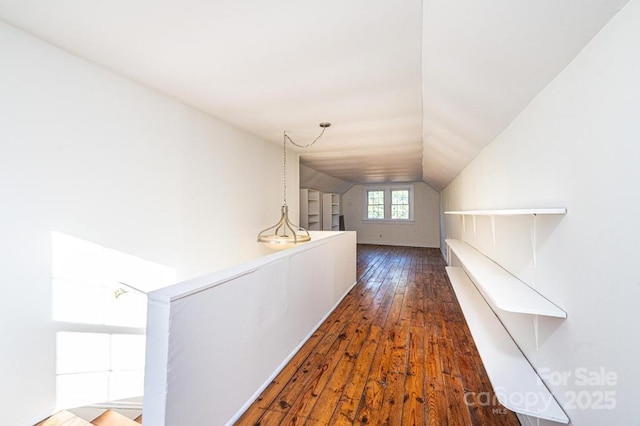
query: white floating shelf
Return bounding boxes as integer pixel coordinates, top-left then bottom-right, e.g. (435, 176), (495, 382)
(444, 208), (567, 216)
(446, 239), (566, 318)
(446, 266), (569, 423)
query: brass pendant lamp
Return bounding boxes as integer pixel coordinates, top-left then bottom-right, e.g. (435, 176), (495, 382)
(257, 122), (331, 250)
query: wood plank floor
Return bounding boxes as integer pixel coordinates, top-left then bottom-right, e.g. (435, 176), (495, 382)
(235, 245), (520, 426)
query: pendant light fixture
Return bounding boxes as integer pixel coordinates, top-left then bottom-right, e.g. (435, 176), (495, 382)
(257, 122), (331, 250)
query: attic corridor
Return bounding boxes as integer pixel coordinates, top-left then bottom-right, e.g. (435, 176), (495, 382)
(236, 245), (520, 425)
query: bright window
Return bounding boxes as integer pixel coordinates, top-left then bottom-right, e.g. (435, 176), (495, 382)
(51, 231), (176, 409)
(55, 332), (147, 408)
(363, 185), (414, 221)
(367, 190), (385, 219)
(391, 189), (410, 219)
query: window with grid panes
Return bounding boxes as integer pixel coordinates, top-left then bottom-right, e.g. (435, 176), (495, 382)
(391, 189), (410, 219)
(363, 185), (414, 221)
(367, 190), (385, 219)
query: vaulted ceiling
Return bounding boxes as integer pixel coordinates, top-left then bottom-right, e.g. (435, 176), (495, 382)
(0, 0), (630, 191)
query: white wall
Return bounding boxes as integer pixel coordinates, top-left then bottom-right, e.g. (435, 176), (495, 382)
(0, 22), (297, 426)
(343, 182), (440, 247)
(441, 1), (640, 424)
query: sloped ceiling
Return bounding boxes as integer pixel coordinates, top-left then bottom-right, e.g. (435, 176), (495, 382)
(0, 0), (630, 191)
(300, 164), (353, 195)
(421, 0), (630, 190)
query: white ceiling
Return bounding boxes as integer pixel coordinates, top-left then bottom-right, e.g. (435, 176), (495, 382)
(421, 0), (630, 190)
(0, 0), (630, 191)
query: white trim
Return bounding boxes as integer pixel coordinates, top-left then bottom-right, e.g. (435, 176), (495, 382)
(362, 219), (415, 224)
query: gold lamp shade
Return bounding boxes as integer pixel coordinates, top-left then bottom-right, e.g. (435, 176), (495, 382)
(257, 205), (311, 250)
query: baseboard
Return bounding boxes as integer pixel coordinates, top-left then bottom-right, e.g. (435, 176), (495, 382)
(357, 241), (440, 248)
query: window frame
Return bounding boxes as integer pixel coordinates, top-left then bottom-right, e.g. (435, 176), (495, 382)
(366, 189), (386, 220)
(50, 231), (176, 409)
(391, 188), (410, 220)
(363, 184), (414, 222)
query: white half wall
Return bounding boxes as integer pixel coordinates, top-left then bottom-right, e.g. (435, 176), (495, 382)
(143, 231), (357, 426)
(0, 21), (298, 426)
(342, 182), (440, 247)
(441, 1), (640, 424)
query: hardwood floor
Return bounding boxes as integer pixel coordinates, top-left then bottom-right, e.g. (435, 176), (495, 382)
(235, 245), (520, 425)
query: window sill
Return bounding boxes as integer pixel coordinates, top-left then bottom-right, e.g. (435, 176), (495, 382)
(362, 219), (415, 224)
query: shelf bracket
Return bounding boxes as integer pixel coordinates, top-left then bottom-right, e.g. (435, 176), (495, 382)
(490, 215), (496, 248)
(472, 215), (477, 238)
(531, 214), (538, 269)
(462, 215), (466, 234)
(534, 314), (540, 351)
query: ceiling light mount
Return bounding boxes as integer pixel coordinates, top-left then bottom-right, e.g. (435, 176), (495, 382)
(257, 122), (331, 250)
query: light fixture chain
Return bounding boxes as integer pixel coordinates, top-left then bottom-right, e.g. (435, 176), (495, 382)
(283, 131), (287, 206)
(282, 124), (329, 206)
(284, 126), (327, 149)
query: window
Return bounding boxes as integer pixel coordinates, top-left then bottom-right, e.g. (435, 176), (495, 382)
(363, 185), (414, 221)
(55, 332), (146, 408)
(391, 189), (410, 219)
(51, 231), (177, 409)
(367, 190), (385, 219)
